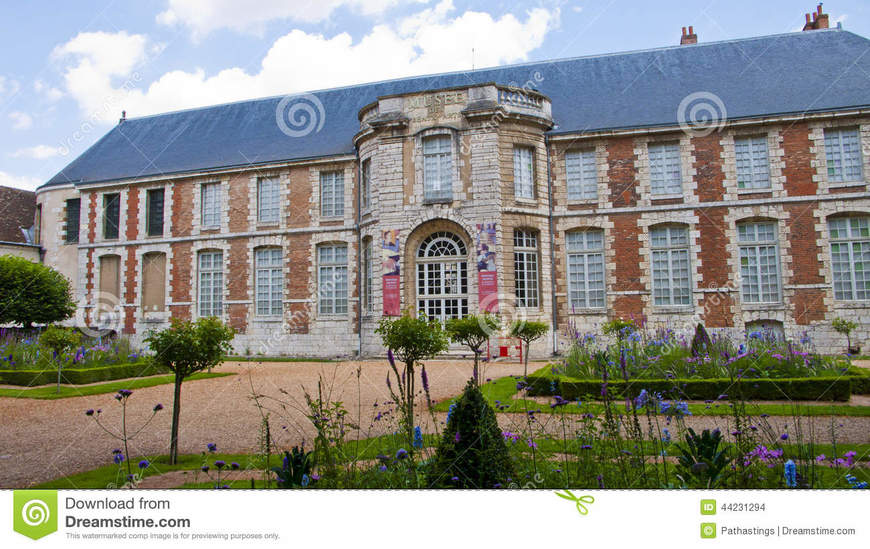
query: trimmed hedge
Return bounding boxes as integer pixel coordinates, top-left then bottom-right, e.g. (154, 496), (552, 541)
(850, 367), (870, 395)
(526, 374), (853, 402)
(0, 362), (168, 386)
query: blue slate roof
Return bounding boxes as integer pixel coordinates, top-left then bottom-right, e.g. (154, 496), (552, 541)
(44, 29), (870, 188)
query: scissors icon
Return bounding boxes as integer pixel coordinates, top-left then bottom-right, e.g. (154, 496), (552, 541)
(555, 490), (595, 515)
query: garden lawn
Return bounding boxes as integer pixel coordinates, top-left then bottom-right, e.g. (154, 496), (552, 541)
(0, 372), (233, 399)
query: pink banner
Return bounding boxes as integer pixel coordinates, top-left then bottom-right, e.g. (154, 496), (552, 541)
(382, 229), (401, 316)
(476, 223), (499, 312)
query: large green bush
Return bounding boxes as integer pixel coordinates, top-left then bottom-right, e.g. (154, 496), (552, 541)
(0, 255), (76, 328)
(428, 379), (514, 488)
(0, 362), (168, 386)
(526, 372), (853, 401)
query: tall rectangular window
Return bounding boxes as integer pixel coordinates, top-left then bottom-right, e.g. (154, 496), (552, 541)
(566, 150), (597, 200)
(65, 198), (80, 244)
(825, 128), (863, 183)
(103, 193), (120, 240)
(257, 177), (280, 223)
(198, 251), (223, 317)
(201, 183), (221, 228)
(567, 230), (605, 309)
(738, 222), (781, 303)
(514, 229), (539, 308)
(362, 238), (373, 313)
(829, 217), (870, 300)
(318, 244), (348, 315)
(255, 248), (283, 316)
(423, 136), (452, 201)
(320, 171), (344, 217)
(146, 188), (164, 237)
(649, 142), (682, 195)
(651, 226), (691, 306)
(735, 136), (770, 190)
(513, 146), (535, 198)
(142, 252), (166, 312)
(361, 158), (371, 210)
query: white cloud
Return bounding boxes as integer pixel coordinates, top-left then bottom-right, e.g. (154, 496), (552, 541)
(11, 145), (66, 159)
(55, 4), (558, 123)
(157, 0), (426, 38)
(34, 80), (63, 101)
(0, 171), (41, 191)
(0, 75), (20, 97)
(9, 111), (33, 130)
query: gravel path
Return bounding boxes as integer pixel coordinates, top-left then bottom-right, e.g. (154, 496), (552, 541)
(1, 359), (868, 488)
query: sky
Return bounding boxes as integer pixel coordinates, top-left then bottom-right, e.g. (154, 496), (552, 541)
(0, 0), (868, 191)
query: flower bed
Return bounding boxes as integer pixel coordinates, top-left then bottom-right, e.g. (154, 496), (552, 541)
(0, 331), (142, 371)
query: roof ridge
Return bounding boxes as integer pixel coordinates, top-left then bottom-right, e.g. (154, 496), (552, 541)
(119, 28), (848, 123)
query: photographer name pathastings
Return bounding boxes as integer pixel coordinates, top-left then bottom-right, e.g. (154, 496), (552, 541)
(719, 525), (859, 537)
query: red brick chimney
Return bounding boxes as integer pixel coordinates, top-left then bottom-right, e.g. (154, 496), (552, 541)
(803, 4), (830, 31)
(680, 26), (697, 45)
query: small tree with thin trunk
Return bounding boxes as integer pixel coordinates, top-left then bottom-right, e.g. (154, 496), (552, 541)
(509, 320), (549, 376)
(39, 325), (81, 393)
(145, 317), (234, 464)
(375, 311), (448, 452)
(446, 313), (499, 384)
(833, 317), (859, 354)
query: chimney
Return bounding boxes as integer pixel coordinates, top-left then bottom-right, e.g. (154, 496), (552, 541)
(680, 25), (698, 45)
(119, 110), (126, 124)
(803, 4), (830, 30)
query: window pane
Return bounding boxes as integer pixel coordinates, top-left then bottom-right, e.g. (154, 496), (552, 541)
(147, 189), (164, 236)
(423, 136), (452, 201)
(65, 198), (80, 244)
(738, 222), (780, 303)
(567, 229), (605, 309)
(513, 147), (534, 198)
(320, 172), (344, 217)
(258, 178), (280, 223)
(826, 128), (863, 182)
(318, 244), (348, 314)
(201, 184), (221, 227)
(198, 251), (223, 317)
(829, 217), (870, 300)
(649, 142), (682, 195)
(735, 136), (770, 190)
(650, 226), (691, 305)
(566, 150), (597, 200)
(255, 248), (283, 316)
(103, 194), (120, 239)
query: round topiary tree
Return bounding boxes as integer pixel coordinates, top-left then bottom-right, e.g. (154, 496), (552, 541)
(0, 255), (76, 329)
(428, 379), (514, 488)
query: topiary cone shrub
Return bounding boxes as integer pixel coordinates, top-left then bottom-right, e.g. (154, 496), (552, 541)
(428, 379), (514, 488)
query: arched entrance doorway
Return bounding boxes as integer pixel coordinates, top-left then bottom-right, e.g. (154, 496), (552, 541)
(416, 231), (469, 322)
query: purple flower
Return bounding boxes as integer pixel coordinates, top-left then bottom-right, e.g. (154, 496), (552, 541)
(451, 476), (459, 482)
(201, 465), (210, 473)
(311, 473), (320, 481)
(580, 445), (592, 450)
(207, 443), (217, 453)
(526, 439), (538, 450)
(454, 431), (461, 443)
(378, 465), (387, 472)
(421, 365), (429, 394)
(85, 409), (94, 416)
(214, 460), (226, 469)
(118, 389), (133, 398)
(395, 448), (408, 460)
(153, 403), (164, 412)
(780, 433), (789, 441)
(113, 453), (125, 465)
(231, 462), (240, 470)
(138, 460), (150, 469)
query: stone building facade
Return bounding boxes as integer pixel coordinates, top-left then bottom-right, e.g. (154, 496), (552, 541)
(34, 22), (870, 357)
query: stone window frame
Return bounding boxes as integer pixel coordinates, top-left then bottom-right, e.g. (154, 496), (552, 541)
(720, 127), (785, 200)
(734, 134), (772, 191)
(814, 202), (870, 310)
(319, 170), (346, 219)
(565, 148), (599, 202)
(422, 134), (453, 202)
(253, 245), (284, 318)
(316, 241), (350, 317)
(64, 197), (81, 244)
(809, 118), (870, 193)
(101, 191), (122, 241)
(256, 176), (282, 225)
(824, 127), (864, 184)
(360, 157), (372, 213)
(137, 183), (173, 240)
(411, 127), (462, 206)
(736, 220), (783, 304)
(513, 145), (536, 200)
(635, 134), (697, 206)
(648, 223), (694, 308)
(565, 228), (607, 310)
(136, 243), (172, 324)
(513, 227), (540, 309)
(196, 248), (225, 318)
(199, 182), (222, 229)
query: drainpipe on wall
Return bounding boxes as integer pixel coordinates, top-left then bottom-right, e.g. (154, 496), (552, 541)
(545, 134), (558, 355)
(355, 146), (363, 358)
